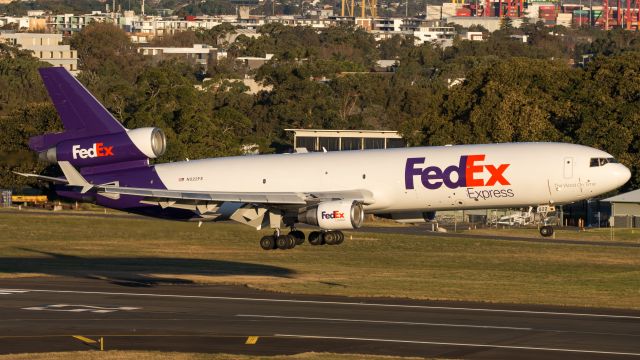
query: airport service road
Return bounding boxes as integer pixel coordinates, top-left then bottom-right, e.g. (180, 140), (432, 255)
(1, 278), (639, 359)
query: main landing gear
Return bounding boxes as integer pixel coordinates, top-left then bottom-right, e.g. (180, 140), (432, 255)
(260, 229), (344, 250)
(308, 230), (344, 246)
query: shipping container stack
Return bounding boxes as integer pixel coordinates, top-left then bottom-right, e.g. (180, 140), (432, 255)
(592, 6), (604, 27)
(539, 4), (557, 25)
(573, 9), (590, 26)
(456, 6), (472, 16)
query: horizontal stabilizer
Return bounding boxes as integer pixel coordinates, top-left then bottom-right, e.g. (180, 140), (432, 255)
(12, 172), (69, 184)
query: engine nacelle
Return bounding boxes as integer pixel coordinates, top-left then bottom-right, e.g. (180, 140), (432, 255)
(39, 127), (166, 167)
(298, 200), (365, 230)
(379, 211), (436, 224)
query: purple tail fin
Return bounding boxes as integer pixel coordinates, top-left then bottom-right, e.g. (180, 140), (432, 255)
(29, 67), (126, 152)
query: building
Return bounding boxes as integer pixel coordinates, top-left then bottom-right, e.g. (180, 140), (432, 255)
(287, 129), (406, 152)
(0, 16), (29, 30)
(139, 44), (222, 67)
(235, 53), (274, 70)
(446, 16), (524, 32)
(0, 33), (78, 72)
(48, 13), (111, 35)
(602, 189), (640, 228)
(371, 18), (456, 47)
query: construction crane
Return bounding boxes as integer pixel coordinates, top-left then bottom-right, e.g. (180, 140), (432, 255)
(341, 0), (377, 18)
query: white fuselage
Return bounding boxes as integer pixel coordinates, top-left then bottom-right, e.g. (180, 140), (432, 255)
(153, 142), (630, 213)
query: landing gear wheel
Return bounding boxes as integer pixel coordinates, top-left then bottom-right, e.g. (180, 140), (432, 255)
(324, 231), (338, 245)
(260, 236), (276, 250)
(289, 230), (305, 245)
(277, 235), (295, 250)
(308, 231), (323, 246)
(334, 231), (344, 245)
(540, 226), (554, 237)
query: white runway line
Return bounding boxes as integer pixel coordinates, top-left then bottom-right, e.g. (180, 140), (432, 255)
(237, 314), (533, 331)
(3, 287), (640, 320)
(0, 289), (29, 295)
(275, 334), (640, 356)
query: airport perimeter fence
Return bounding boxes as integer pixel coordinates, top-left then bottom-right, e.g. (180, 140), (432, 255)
(0, 190), (11, 207)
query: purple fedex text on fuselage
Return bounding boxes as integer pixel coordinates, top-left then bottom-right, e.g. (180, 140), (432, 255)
(405, 155), (511, 190)
(405, 156), (468, 190)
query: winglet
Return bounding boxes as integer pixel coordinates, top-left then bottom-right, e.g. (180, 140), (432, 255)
(58, 161), (93, 193)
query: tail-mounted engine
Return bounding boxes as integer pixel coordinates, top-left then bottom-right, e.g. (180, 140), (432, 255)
(38, 127), (166, 167)
(298, 200), (365, 230)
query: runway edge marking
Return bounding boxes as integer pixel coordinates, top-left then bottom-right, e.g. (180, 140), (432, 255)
(7, 287), (640, 320)
(237, 314), (533, 331)
(275, 334), (640, 356)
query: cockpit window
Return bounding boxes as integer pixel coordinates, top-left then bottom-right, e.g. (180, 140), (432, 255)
(590, 157), (618, 167)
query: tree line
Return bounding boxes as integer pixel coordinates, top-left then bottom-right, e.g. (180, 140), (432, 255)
(0, 22), (639, 192)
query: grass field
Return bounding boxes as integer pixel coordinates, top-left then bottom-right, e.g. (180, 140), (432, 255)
(0, 351), (422, 360)
(0, 210), (639, 309)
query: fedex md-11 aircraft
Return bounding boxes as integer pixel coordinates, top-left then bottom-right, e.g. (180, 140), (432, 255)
(17, 68), (631, 250)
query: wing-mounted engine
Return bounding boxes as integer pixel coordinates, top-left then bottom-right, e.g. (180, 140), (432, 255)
(38, 127), (166, 167)
(298, 200), (364, 230)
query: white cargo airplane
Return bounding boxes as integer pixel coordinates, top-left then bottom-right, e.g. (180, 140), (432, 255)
(18, 68), (631, 250)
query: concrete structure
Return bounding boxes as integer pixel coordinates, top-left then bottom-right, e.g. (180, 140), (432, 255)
(131, 17), (227, 38)
(287, 129), (405, 152)
(371, 18), (455, 48)
(602, 189), (640, 228)
(463, 31), (485, 41)
(48, 13), (112, 35)
(235, 54), (274, 70)
(139, 44), (222, 67)
(373, 17), (404, 32)
(0, 33), (78, 71)
(411, 24), (456, 46)
(447, 16), (524, 32)
(0, 16), (29, 30)
(265, 16), (337, 28)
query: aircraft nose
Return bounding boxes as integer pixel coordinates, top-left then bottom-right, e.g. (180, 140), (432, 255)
(613, 164), (632, 186)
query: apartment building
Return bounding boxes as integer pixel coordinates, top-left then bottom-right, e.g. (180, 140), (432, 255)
(0, 33), (78, 71)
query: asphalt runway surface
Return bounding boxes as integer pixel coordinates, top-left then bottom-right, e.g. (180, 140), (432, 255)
(1, 277), (639, 359)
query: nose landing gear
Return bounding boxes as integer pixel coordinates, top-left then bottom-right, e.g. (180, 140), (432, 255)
(539, 225), (554, 237)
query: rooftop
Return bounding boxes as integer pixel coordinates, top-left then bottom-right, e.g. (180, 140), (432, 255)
(602, 189), (640, 203)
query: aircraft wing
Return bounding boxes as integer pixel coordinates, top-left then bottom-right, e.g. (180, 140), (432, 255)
(99, 186), (375, 205)
(99, 186), (308, 205)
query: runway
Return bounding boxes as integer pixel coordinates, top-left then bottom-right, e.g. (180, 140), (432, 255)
(1, 277), (639, 359)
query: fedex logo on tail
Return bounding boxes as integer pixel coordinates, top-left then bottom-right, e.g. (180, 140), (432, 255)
(72, 143), (114, 159)
(405, 155), (510, 190)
